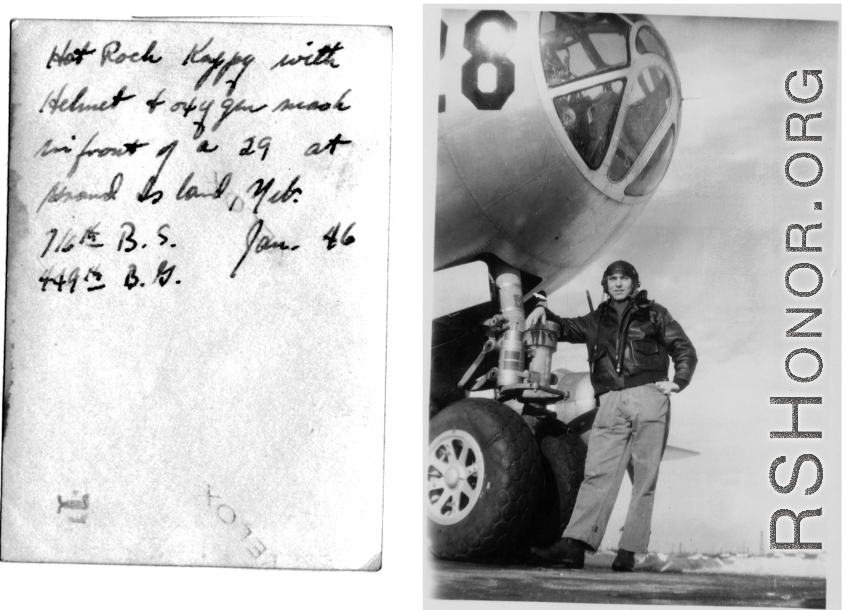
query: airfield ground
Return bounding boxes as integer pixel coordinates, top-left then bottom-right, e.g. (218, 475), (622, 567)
(428, 557), (827, 607)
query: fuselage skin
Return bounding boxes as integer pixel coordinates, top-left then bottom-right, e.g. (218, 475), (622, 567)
(435, 10), (681, 297)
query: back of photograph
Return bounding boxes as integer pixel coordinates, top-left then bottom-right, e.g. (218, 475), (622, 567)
(3, 19), (391, 570)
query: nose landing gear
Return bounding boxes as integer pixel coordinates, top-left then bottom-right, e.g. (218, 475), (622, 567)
(428, 261), (587, 561)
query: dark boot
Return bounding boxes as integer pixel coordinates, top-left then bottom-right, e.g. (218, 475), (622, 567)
(534, 538), (585, 569)
(611, 549), (635, 572)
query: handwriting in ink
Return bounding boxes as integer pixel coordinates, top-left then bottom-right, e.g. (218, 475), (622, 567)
(117, 222), (138, 253)
(323, 222), (356, 250)
(211, 97), (267, 131)
(145, 88), (167, 113)
(40, 260), (181, 293)
(80, 224), (103, 248)
(154, 260), (178, 286)
(42, 223), (103, 257)
(239, 136), (271, 161)
(123, 141), (147, 154)
(168, 96), (215, 139)
(145, 90), (216, 140)
(124, 264), (142, 289)
(226, 194), (245, 213)
(305, 133), (351, 156)
(66, 132), (149, 177)
(197, 140), (219, 153)
(116, 222), (175, 252)
(136, 140), (178, 205)
(182, 38), (255, 97)
(39, 266), (82, 293)
(271, 89), (351, 113)
(230, 218), (300, 278)
(46, 41), (96, 69)
(157, 224), (176, 247)
(38, 265), (112, 294)
(42, 222), (175, 256)
(176, 171), (232, 201)
(34, 135), (76, 158)
(169, 96), (214, 119)
(42, 228), (75, 256)
(270, 41), (343, 69)
(247, 175), (302, 214)
(100, 40), (162, 66)
(39, 84), (136, 115)
(125, 260), (180, 290)
(38, 173), (123, 214)
(84, 266), (105, 291)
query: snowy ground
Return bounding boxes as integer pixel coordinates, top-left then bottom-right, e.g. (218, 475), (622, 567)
(430, 556), (827, 607)
(688, 554), (825, 578)
(624, 552), (826, 578)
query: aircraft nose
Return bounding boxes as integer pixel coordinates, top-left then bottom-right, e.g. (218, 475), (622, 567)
(538, 12), (681, 201)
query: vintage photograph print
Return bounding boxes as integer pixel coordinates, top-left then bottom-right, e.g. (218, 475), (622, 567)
(425, 6), (839, 607)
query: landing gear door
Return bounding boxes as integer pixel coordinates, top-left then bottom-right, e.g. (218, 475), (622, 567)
(432, 260), (491, 319)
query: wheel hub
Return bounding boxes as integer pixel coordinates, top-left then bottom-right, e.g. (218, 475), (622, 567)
(428, 429), (485, 525)
(444, 467), (460, 489)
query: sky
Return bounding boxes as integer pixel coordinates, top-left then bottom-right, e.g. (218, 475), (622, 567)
(544, 14), (839, 555)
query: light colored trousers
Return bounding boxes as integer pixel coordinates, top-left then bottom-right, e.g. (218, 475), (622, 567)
(563, 384), (670, 553)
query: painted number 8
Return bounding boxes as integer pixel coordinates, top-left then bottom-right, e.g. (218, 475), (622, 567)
(461, 11), (517, 110)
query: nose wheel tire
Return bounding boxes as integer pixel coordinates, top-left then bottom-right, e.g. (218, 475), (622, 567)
(428, 398), (544, 562)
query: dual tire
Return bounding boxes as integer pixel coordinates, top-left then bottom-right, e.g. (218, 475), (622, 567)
(427, 398), (585, 561)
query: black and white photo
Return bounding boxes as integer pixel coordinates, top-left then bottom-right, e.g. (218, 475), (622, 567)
(425, 6), (840, 607)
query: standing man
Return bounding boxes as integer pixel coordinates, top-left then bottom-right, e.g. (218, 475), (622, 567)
(526, 261), (697, 571)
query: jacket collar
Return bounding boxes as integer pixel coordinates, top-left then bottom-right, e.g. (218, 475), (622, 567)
(631, 289), (653, 310)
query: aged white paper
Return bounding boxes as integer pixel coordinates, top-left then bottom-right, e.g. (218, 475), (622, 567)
(2, 19), (391, 570)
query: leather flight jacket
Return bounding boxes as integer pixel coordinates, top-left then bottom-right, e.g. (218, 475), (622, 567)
(542, 291), (697, 397)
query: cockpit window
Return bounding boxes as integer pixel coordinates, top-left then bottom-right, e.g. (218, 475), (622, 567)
(608, 67), (671, 181)
(553, 79), (625, 170)
(624, 126), (675, 196)
(635, 26), (672, 64)
(540, 12), (630, 88)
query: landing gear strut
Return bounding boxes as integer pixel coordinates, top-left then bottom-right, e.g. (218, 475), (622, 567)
(428, 261), (586, 561)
